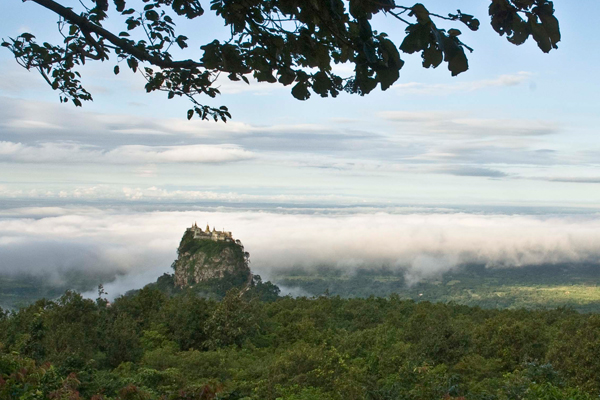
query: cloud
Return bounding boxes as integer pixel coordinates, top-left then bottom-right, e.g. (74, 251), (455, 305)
(0, 96), (252, 140)
(0, 210), (179, 295)
(0, 97), (339, 142)
(0, 96), (565, 169)
(393, 72), (533, 95)
(2, 207), (600, 299)
(0, 97), (337, 133)
(0, 97), (587, 188)
(379, 111), (558, 137)
(413, 141), (561, 165)
(0, 184), (366, 204)
(107, 144), (253, 163)
(0, 141), (254, 164)
(0, 97), (382, 155)
(541, 177), (600, 184)
(435, 166), (508, 178)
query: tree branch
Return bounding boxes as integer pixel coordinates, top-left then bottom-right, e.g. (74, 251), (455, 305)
(29, 0), (204, 70)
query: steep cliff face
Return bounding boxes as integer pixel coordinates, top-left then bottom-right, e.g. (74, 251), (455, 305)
(173, 230), (252, 288)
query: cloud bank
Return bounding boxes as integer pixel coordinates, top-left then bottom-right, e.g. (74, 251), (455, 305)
(0, 142), (254, 164)
(392, 72), (533, 95)
(2, 207), (600, 297)
(379, 111), (557, 137)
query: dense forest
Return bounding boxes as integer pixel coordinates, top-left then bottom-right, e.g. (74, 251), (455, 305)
(2, 285), (600, 399)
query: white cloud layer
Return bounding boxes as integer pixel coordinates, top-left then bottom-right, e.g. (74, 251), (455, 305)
(379, 111), (557, 137)
(393, 72), (533, 95)
(543, 177), (600, 184)
(0, 141), (254, 164)
(0, 185), (364, 204)
(1, 207), (600, 297)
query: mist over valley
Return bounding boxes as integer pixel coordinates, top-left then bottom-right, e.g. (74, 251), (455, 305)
(2, 203), (600, 309)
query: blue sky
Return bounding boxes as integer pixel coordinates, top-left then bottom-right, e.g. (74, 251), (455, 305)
(1, 0), (599, 208)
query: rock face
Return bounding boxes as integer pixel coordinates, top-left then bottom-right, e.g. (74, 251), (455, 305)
(173, 230), (252, 288)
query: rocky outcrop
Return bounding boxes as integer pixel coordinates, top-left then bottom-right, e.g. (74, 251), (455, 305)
(172, 230), (252, 288)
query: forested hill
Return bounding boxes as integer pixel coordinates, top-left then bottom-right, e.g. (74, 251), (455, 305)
(1, 288), (600, 399)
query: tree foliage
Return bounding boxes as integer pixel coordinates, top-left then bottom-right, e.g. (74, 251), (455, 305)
(1, 290), (599, 399)
(2, 0), (560, 120)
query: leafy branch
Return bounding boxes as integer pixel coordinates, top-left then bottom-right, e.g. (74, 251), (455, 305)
(2, 0), (560, 121)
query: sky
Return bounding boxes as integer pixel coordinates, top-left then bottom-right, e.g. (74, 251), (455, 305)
(0, 0), (598, 208)
(1, 1), (600, 295)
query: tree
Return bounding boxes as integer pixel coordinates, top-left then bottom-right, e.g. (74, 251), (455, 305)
(2, 0), (560, 121)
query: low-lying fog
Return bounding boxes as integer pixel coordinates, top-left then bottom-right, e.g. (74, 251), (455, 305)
(1, 205), (600, 299)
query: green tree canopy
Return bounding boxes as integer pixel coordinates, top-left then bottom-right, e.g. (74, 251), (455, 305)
(2, 0), (560, 121)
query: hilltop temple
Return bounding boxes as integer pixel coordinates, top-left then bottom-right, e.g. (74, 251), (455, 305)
(187, 222), (234, 242)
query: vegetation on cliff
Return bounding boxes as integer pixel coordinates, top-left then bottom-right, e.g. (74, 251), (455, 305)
(172, 230), (251, 291)
(177, 230), (246, 262)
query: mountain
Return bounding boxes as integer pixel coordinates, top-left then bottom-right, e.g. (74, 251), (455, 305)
(145, 224), (279, 301)
(172, 225), (252, 290)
